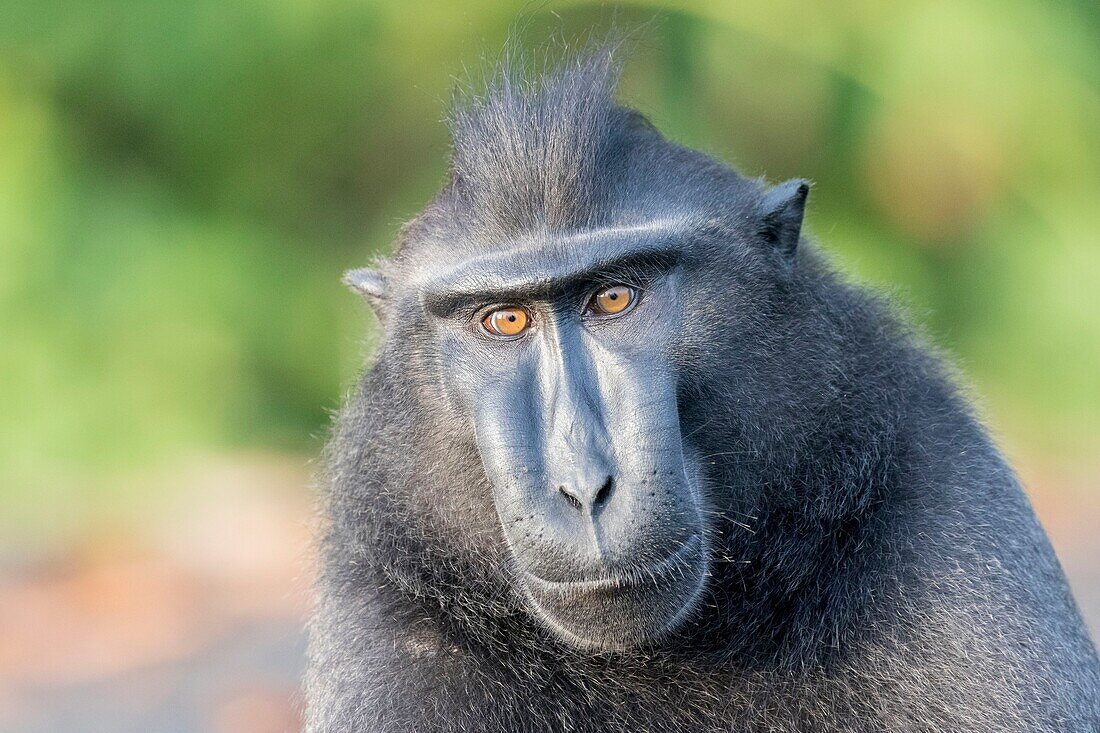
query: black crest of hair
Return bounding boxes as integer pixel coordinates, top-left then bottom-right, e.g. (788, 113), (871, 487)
(307, 43), (1100, 732)
(447, 46), (623, 235)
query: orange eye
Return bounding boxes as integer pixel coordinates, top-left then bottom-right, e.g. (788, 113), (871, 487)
(481, 307), (530, 338)
(589, 285), (636, 316)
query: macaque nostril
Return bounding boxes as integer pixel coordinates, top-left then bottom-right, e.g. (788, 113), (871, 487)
(558, 477), (614, 513)
(558, 485), (582, 511)
(593, 476), (614, 508)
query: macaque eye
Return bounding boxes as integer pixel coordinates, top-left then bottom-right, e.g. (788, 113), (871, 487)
(588, 284), (637, 317)
(481, 306), (531, 338)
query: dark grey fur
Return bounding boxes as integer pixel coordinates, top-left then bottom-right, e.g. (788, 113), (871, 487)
(306, 49), (1099, 731)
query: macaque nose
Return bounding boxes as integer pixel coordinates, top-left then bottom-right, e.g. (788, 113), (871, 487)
(558, 475), (615, 514)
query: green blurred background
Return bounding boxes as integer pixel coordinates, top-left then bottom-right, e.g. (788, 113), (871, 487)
(0, 2), (1097, 731)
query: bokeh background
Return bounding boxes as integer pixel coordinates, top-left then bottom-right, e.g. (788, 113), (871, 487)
(1, 1), (1097, 731)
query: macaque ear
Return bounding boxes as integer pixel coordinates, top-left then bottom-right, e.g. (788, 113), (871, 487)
(343, 267), (388, 316)
(757, 179), (810, 261)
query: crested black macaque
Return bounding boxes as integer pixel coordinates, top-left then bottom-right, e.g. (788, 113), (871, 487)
(306, 50), (1099, 732)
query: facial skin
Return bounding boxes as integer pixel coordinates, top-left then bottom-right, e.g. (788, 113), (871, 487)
(418, 230), (708, 649)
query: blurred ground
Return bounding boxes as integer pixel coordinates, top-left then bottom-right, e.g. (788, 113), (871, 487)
(0, 456), (313, 733)
(1026, 465), (1100, 642)
(0, 454), (1095, 733)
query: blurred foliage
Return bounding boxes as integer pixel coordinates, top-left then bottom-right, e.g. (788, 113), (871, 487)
(1, 1), (1098, 543)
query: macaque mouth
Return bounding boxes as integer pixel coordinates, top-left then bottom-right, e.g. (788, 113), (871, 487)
(519, 534), (709, 648)
(522, 534), (704, 591)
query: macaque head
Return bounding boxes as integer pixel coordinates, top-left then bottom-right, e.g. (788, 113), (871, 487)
(344, 52), (808, 650)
